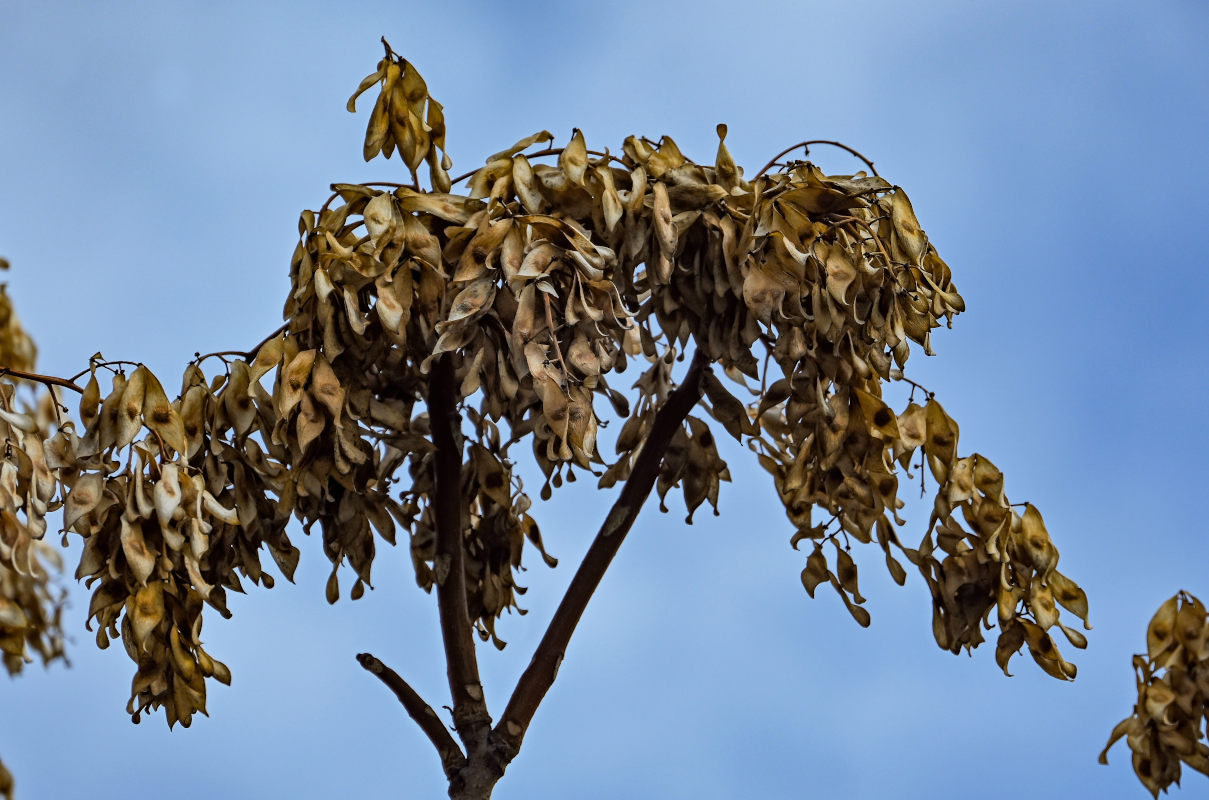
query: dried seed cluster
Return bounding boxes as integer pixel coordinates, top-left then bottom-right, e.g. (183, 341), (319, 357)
(0, 267), (65, 676)
(0, 269), (66, 796)
(57, 358), (299, 726)
(348, 49), (452, 189)
(1102, 592), (1209, 796)
(0, 389), (64, 674)
(0, 49), (1092, 735)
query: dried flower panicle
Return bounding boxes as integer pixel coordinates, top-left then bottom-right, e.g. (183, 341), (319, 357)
(0, 267), (66, 798)
(56, 357), (302, 727)
(1102, 592), (1209, 796)
(0, 272), (66, 676)
(0, 48), (1093, 741)
(347, 47), (452, 190)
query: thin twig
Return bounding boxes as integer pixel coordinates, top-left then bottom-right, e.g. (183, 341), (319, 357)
(543, 294), (570, 392)
(826, 215), (894, 270)
(753, 140), (879, 182)
(896, 375), (935, 399)
(449, 147), (630, 187)
(48, 384), (63, 426)
(0, 367), (84, 395)
(429, 354), (491, 746)
(194, 323), (289, 365)
(492, 348), (711, 759)
(67, 359), (141, 384)
(317, 181), (415, 218)
(356, 652), (466, 779)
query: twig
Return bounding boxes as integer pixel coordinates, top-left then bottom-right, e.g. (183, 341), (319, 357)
(449, 147), (631, 187)
(193, 323), (289, 365)
(543, 294), (570, 392)
(753, 140), (879, 182)
(896, 375), (935, 399)
(67, 359), (141, 384)
(493, 348), (711, 758)
(355, 652), (466, 779)
(48, 384), (63, 426)
(316, 181), (417, 219)
(0, 367), (84, 395)
(428, 354), (491, 745)
(826, 215), (895, 270)
(759, 348), (772, 399)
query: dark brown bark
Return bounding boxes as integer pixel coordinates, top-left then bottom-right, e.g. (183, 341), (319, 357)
(429, 355), (492, 742)
(355, 652), (465, 779)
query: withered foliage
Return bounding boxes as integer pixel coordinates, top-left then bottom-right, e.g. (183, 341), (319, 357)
(0, 382), (65, 677)
(1, 48), (1093, 769)
(1103, 592), (1209, 796)
(59, 355), (298, 727)
(0, 261), (65, 799)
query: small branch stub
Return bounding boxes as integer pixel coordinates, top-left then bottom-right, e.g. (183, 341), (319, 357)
(355, 652), (466, 779)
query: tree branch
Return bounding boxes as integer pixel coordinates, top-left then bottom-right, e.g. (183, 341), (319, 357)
(493, 349), (711, 756)
(753, 139), (879, 182)
(0, 367), (83, 394)
(192, 322), (290, 364)
(428, 354), (491, 744)
(355, 652), (466, 779)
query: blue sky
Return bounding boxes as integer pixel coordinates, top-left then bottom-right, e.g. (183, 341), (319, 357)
(2, 2), (1208, 798)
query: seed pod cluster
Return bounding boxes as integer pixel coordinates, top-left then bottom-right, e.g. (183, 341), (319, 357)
(1102, 592), (1209, 796)
(756, 383), (1088, 671)
(0, 385), (58, 583)
(348, 49), (451, 189)
(0, 270), (57, 798)
(264, 333), (405, 602)
(0, 275), (66, 675)
(57, 359), (302, 726)
(916, 455), (1090, 679)
(0, 539), (64, 676)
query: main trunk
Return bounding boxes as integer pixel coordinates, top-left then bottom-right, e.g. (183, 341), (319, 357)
(447, 746), (506, 800)
(449, 774), (498, 800)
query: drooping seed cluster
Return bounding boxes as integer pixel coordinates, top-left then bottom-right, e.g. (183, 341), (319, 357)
(56, 357), (299, 726)
(0, 266), (65, 676)
(1102, 592), (1209, 796)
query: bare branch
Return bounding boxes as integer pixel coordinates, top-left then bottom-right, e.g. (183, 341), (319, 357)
(355, 653), (466, 779)
(493, 349), (711, 757)
(429, 354), (491, 744)
(753, 139), (879, 181)
(0, 366), (83, 394)
(193, 322), (289, 364)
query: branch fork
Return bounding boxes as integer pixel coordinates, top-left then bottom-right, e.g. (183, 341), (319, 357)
(358, 349), (711, 797)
